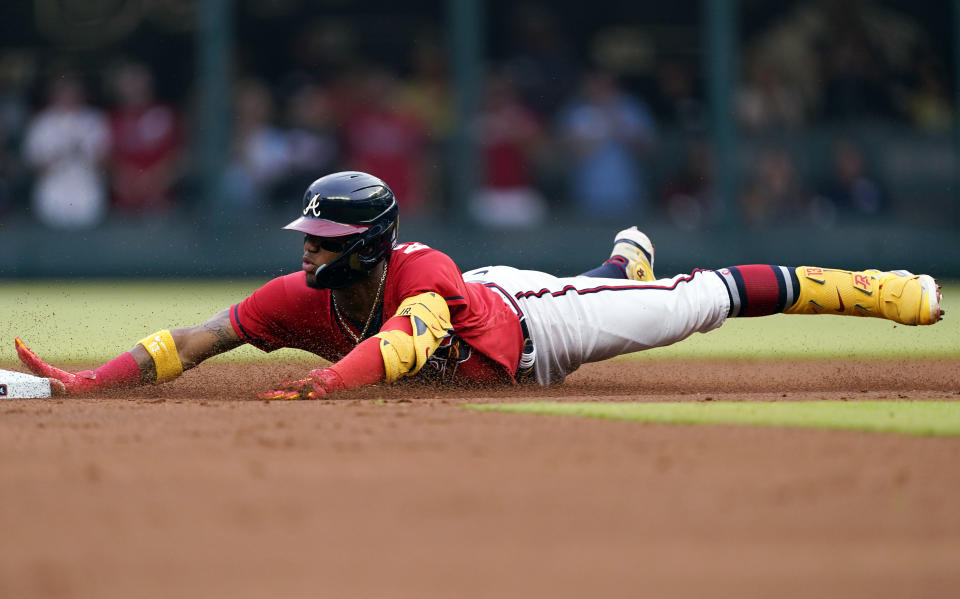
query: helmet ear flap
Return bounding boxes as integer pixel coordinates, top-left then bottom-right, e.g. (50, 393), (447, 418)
(356, 213), (397, 268)
(356, 239), (379, 266)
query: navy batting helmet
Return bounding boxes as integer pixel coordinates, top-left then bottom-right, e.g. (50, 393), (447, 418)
(284, 171), (399, 289)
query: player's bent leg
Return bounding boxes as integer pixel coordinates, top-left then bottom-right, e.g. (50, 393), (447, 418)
(579, 226), (655, 280)
(713, 265), (943, 326)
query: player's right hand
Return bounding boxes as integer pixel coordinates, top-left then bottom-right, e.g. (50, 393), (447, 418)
(15, 337), (89, 395)
(256, 368), (346, 400)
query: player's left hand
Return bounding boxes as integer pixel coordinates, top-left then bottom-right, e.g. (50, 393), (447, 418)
(257, 368), (345, 400)
(16, 337), (91, 395)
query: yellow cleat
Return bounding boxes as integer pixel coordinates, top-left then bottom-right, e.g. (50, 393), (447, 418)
(785, 267), (943, 326)
(611, 226), (655, 281)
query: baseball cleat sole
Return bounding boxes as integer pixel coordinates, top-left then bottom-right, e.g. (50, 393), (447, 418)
(917, 274), (942, 325)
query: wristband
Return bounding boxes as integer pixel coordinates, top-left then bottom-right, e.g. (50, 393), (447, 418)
(136, 330), (183, 383)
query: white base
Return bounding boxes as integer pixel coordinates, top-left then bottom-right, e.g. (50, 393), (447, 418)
(0, 369), (52, 399)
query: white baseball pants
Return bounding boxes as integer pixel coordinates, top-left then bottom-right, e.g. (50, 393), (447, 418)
(463, 266), (731, 386)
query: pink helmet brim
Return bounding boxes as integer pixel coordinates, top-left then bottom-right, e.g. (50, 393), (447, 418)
(282, 216), (370, 237)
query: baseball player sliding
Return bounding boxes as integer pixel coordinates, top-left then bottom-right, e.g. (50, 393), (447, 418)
(15, 171), (943, 398)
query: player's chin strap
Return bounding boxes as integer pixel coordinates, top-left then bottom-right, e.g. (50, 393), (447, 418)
(136, 330), (183, 383)
(312, 222), (393, 290)
(311, 237), (368, 289)
(374, 292), (452, 383)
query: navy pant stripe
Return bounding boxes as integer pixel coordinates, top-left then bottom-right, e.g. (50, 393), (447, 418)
(772, 265), (787, 313)
(729, 267), (748, 316)
(787, 266), (800, 309)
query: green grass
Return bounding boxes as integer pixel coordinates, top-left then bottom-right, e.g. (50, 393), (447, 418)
(0, 279), (314, 365)
(0, 280), (957, 365)
(469, 401), (960, 437)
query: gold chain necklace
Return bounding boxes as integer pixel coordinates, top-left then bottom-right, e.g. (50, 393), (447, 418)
(331, 261), (389, 345)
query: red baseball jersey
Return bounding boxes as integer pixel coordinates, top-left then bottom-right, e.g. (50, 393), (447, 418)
(229, 242), (523, 384)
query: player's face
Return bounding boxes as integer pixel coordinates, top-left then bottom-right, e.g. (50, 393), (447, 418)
(302, 234), (358, 281)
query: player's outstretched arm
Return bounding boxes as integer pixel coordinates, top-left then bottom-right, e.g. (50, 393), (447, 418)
(172, 309), (245, 370)
(259, 292), (452, 399)
(15, 308), (244, 395)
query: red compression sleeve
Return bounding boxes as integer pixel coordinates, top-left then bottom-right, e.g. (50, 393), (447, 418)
(327, 316), (413, 389)
(82, 352), (143, 391)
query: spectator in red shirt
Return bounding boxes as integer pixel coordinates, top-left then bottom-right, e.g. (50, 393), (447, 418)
(340, 69), (428, 218)
(471, 70), (547, 228)
(107, 61), (181, 215)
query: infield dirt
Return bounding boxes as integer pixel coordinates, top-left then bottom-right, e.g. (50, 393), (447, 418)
(1, 358), (958, 598)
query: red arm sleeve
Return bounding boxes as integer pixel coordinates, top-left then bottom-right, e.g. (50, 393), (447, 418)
(325, 316), (412, 389)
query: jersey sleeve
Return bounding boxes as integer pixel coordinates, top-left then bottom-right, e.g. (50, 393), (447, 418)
(230, 274), (303, 352)
(386, 245), (470, 315)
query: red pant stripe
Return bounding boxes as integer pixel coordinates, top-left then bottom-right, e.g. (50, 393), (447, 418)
(737, 265), (783, 317)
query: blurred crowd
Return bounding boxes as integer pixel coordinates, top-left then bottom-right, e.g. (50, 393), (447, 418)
(0, 1), (953, 231)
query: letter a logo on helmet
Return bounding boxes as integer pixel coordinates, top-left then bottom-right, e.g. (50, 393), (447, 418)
(284, 171), (399, 289)
(304, 193), (323, 217)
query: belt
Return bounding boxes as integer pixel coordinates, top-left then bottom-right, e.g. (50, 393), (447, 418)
(480, 281), (537, 384)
